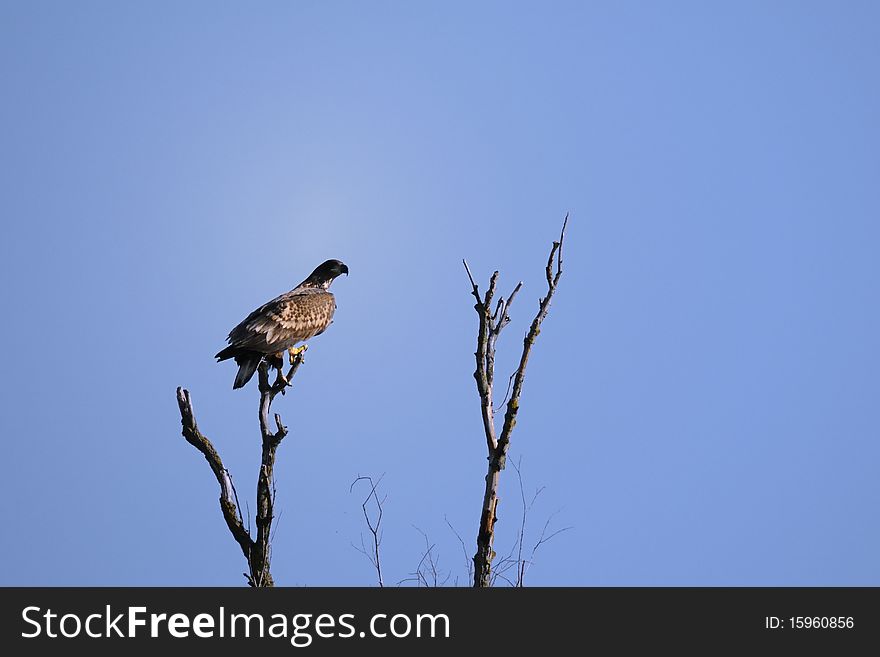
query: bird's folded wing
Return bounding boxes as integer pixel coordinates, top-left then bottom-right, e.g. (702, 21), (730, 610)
(227, 290), (336, 352)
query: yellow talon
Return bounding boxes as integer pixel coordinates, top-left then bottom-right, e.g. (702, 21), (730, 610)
(288, 344), (308, 364)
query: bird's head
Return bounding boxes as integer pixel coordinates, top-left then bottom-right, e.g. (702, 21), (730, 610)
(302, 259), (349, 288)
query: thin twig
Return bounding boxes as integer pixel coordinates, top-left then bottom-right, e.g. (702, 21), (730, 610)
(404, 526), (449, 587)
(227, 469), (246, 531)
(494, 370), (517, 412)
(463, 259), (478, 293)
(520, 511), (573, 584)
(444, 516), (474, 584)
(350, 474), (386, 587)
(512, 458), (528, 586)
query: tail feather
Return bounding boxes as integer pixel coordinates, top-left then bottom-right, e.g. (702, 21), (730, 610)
(233, 353), (262, 389)
(216, 345), (262, 389)
(215, 345), (238, 362)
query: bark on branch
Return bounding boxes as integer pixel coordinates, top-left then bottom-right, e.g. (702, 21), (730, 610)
(176, 349), (306, 587)
(465, 215), (567, 587)
(176, 388), (253, 561)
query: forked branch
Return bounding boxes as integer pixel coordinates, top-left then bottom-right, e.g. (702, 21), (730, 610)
(464, 214), (568, 587)
(176, 348), (306, 587)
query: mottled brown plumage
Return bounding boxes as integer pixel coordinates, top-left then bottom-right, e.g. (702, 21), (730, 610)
(216, 259), (348, 388)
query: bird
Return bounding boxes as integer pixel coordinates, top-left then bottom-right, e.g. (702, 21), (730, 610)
(215, 259), (349, 389)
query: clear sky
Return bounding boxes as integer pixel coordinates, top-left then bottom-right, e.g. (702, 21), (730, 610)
(1, 1), (878, 586)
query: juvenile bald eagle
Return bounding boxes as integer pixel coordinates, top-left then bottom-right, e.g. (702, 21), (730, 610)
(215, 259), (349, 389)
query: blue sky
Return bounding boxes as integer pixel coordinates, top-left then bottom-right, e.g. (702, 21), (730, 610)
(1, 1), (878, 585)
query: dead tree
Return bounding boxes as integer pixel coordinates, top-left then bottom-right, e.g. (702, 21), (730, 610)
(464, 215), (567, 587)
(175, 351), (305, 587)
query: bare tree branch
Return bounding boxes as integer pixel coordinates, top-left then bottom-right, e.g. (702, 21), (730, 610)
(176, 346), (307, 587)
(498, 214), (567, 470)
(466, 214), (568, 587)
(463, 260), (500, 455)
(176, 388), (253, 565)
